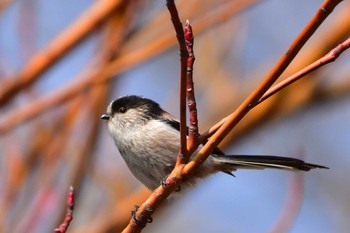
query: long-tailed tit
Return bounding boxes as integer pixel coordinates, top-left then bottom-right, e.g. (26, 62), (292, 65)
(101, 95), (327, 190)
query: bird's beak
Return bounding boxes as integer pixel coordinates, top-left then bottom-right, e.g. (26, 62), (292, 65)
(100, 114), (110, 120)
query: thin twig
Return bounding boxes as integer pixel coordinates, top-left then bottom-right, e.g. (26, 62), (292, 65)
(166, 0), (189, 161)
(257, 36), (350, 105)
(53, 186), (75, 233)
(185, 20), (199, 149)
(200, 35), (350, 141)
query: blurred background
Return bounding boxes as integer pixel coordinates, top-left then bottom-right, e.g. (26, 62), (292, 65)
(1, 0), (350, 232)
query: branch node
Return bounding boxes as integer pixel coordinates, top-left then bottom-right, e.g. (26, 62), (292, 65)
(145, 205), (154, 212)
(161, 178), (170, 188)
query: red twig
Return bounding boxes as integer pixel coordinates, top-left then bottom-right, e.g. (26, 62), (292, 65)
(185, 20), (199, 149)
(54, 186), (75, 233)
(166, 0), (189, 161)
(257, 36), (350, 105)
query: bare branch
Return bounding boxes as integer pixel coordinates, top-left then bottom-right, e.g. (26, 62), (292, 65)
(185, 20), (199, 149)
(166, 0), (189, 161)
(54, 186), (75, 233)
(257, 36), (350, 105)
(200, 32), (350, 142)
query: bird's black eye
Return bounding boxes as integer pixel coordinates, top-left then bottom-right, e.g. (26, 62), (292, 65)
(119, 106), (126, 113)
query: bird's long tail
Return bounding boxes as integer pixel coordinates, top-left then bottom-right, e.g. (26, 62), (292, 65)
(211, 154), (328, 175)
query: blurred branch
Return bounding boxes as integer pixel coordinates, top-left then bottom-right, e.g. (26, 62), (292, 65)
(269, 173), (304, 233)
(0, 0), (257, 134)
(0, 0), (12, 13)
(53, 4), (137, 228)
(4, 2), (138, 232)
(74, 188), (150, 233)
(0, 0), (125, 106)
(58, 4), (142, 229)
(2, 111), (71, 231)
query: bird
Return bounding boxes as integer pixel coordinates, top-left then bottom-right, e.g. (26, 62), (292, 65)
(101, 95), (327, 191)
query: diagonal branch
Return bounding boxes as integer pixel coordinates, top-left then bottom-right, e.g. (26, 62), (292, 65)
(183, 0), (342, 173)
(0, 0), (124, 107)
(257, 36), (350, 105)
(0, 0), (258, 135)
(200, 34), (350, 141)
(195, 0), (343, 147)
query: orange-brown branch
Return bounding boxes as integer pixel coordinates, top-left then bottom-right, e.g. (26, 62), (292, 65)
(0, 0), (124, 106)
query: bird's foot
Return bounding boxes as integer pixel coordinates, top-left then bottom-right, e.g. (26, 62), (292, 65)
(131, 205), (153, 228)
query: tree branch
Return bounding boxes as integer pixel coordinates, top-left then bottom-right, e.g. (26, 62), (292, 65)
(166, 0), (189, 163)
(53, 186), (75, 233)
(257, 36), (350, 105)
(185, 20), (199, 149)
(0, 0), (258, 134)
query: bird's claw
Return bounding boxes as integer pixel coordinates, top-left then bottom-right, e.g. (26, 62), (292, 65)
(131, 205), (153, 228)
(161, 177), (168, 187)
